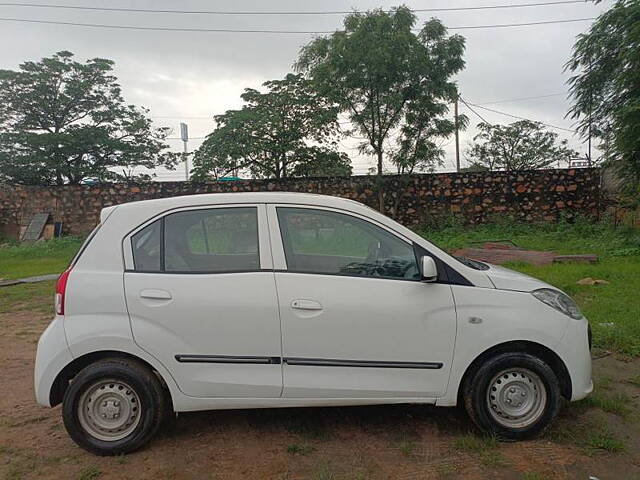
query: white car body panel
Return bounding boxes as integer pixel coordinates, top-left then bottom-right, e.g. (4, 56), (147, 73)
(274, 272), (456, 398)
(125, 271), (283, 398)
(33, 192), (592, 415)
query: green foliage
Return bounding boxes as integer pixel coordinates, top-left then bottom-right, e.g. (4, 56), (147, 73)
(566, 0), (640, 194)
(0, 51), (178, 185)
(453, 434), (506, 467)
(421, 215), (640, 256)
(627, 374), (640, 387)
(585, 431), (626, 453)
(582, 391), (633, 417)
(0, 236), (83, 280)
(521, 473), (550, 480)
(191, 73), (350, 181)
(77, 467), (103, 480)
(465, 120), (579, 171)
(0, 281), (56, 315)
(286, 443), (315, 455)
(296, 7), (465, 208)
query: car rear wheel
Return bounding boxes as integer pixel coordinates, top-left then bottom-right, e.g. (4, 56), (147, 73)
(463, 352), (562, 440)
(62, 358), (166, 455)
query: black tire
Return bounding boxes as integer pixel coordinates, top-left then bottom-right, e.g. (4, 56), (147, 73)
(62, 357), (166, 455)
(463, 352), (562, 440)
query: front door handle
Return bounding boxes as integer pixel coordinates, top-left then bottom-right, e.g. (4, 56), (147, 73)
(291, 299), (323, 311)
(140, 289), (172, 300)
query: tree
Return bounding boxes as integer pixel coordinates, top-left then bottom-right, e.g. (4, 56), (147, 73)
(0, 51), (176, 185)
(392, 109), (467, 175)
(191, 74), (350, 181)
(465, 121), (578, 172)
(296, 7), (465, 211)
(566, 0), (640, 194)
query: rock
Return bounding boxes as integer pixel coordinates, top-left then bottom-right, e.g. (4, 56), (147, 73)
(554, 254), (598, 264)
(576, 277), (609, 286)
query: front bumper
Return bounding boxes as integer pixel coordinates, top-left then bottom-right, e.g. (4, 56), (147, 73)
(558, 317), (593, 401)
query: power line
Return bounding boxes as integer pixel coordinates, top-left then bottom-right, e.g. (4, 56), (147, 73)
(0, 1), (587, 15)
(459, 97), (492, 124)
(463, 99), (576, 132)
(475, 92), (565, 105)
(0, 17), (597, 34)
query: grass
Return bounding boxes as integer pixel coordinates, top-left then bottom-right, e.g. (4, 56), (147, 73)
(549, 415), (627, 454)
(422, 215), (640, 257)
(286, 443), (315, 455)
(582, 391), (633, 418)
(77, 467), (102, 480)
(453, 434), (507, 467)
(0, 236), (83, 280)
(0, 281), (55, 315)
(585, 431), (627, 453)
(313, 461), (336, 480)
(521, 473), (551, 480)
(419, 216), (640, 357)
(627, 374), (640, 387)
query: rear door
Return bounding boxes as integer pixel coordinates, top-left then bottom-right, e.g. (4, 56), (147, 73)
(124, 204), (282, 398)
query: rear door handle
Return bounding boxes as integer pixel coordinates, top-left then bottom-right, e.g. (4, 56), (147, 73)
(291, 299), (323, 311)
(140, 289), (172, 300)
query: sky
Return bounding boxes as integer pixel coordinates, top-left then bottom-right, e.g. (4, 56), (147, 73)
(0, 0), (614, 180)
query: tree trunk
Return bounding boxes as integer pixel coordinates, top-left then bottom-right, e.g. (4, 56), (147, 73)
(377, 150), (384, 214)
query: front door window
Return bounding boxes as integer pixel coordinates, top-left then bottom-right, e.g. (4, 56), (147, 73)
(276, 207), (419, 280)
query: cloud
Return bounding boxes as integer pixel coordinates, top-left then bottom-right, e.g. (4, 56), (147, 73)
(0, 0), (614, 177)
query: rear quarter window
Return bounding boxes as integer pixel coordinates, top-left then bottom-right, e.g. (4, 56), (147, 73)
(131, 220), (162, 272)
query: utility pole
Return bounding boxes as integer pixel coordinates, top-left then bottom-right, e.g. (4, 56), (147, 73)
(180, 122), (189, 181)
(454, 95), (460, 172)
(586, 54), (593, 167)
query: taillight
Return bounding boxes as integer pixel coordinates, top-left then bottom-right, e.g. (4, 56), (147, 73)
(55, 268), (71, 315)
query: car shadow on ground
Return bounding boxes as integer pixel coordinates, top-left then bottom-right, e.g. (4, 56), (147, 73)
(159, 402), (474, 442)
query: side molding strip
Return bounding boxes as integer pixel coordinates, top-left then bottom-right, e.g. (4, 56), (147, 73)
(284, 357), (443, 369)
(175, 355), (281, 364)
(175, 355), (443, 369)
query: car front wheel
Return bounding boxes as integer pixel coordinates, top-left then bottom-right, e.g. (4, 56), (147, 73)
(62, 357), (166, 455)
(463, 352), (562, 440)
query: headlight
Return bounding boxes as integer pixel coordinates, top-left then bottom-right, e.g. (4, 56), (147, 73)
(531, 288), (583, 320)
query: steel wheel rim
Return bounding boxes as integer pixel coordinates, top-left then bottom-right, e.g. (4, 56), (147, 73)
(486, 367), (547, 429)
(77, 379), (142, 442)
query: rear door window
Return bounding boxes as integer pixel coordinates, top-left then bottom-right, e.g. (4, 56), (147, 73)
(164, 207), (259, 273)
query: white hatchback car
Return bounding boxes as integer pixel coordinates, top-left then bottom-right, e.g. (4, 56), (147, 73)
(35, 192), (592, 455)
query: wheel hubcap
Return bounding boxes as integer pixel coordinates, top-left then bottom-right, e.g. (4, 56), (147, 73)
(486, 368), (547, 429)
(78, 379), (141, 441)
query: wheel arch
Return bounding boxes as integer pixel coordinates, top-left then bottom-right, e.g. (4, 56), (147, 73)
(49, 350), (173, 408)
(457, 340), (572, 403)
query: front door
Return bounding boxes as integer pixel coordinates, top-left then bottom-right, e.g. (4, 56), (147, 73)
(124, 204), (282, 398)
(269, 205), (457, 399)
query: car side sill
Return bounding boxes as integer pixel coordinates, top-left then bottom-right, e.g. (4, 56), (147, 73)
(172, 396), (438, 412)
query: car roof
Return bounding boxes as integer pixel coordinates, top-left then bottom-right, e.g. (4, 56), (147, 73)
(108, 191), (368, 215)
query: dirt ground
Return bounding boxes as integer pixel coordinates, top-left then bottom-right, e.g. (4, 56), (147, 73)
(1, 310), (639, 480)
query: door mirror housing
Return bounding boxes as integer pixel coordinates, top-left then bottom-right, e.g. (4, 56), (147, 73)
(421, 256), (438, 282)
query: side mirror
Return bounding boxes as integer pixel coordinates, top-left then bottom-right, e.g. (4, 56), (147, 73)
(421, 256), (438, 282)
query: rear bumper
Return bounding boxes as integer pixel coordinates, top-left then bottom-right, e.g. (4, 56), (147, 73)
(34, 316), (73, 407)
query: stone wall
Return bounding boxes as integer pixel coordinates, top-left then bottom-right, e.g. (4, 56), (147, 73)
(0, 168), (601, 238)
